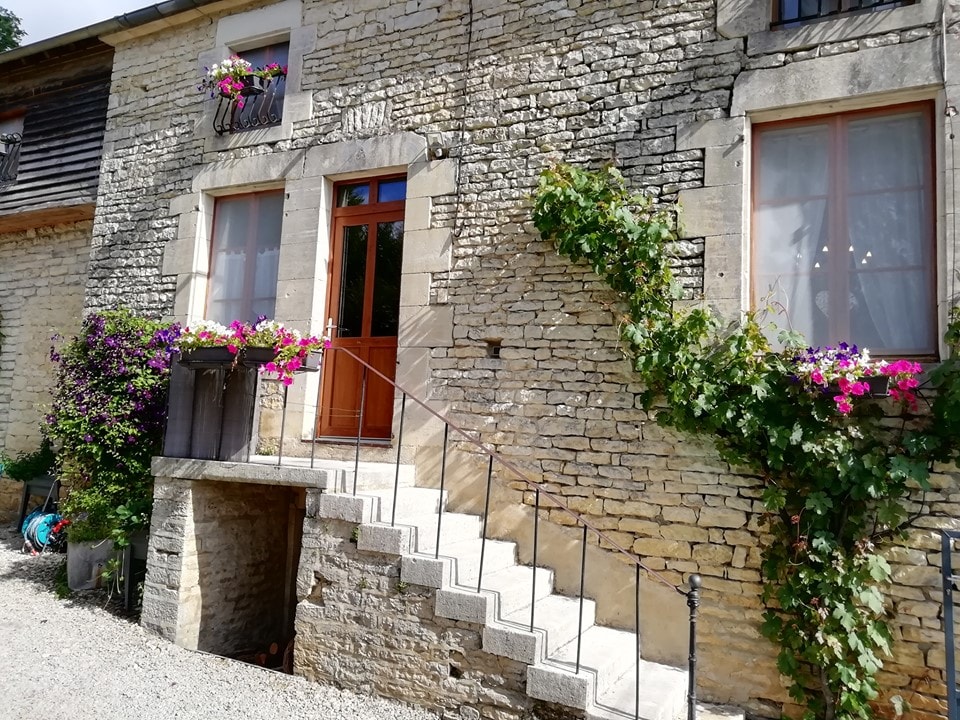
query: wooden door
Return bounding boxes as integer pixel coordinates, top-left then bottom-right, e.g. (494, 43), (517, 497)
(318, 176), (406, 439)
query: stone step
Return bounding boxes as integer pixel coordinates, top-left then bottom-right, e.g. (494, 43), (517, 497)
(404, 512), (483, 553)
(316, 487), (446, 525)
(588, 659), (688, 720)
(401, 536), (517, 589)
(434, 564), (554, 625)
(484, 592), (597, 666)
(527, 625), (647, 711)
(286, 458), (416, 493)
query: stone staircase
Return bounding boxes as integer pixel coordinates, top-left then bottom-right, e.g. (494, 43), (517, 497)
(317, 472), (715, 720)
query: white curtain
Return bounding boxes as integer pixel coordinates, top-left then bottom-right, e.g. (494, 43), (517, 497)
(846, 112), (932, 353)
(754, 123), (830, 344)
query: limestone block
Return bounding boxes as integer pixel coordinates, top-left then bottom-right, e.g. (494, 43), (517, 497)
(677, 185), (744, 240)
(732, 38), (939, 117)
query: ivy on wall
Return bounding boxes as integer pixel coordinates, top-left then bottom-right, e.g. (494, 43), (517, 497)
(532, 164), (960, 720)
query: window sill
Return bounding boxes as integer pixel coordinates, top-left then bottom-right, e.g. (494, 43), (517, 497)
(747, 1), (939, 56)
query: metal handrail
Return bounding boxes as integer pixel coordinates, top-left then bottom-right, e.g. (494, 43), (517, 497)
(328, 345), (684, 593)
(325, 344), (702, 720)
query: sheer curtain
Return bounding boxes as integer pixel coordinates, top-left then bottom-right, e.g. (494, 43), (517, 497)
(846, 112), (932, 353)
(208, 192), (283, 325)
(754, 123), (830, 344)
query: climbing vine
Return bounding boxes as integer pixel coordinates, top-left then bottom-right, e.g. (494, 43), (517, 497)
(532, 164), (960, 720)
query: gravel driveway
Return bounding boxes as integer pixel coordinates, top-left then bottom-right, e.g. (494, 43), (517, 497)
(0, 527), (438, 720)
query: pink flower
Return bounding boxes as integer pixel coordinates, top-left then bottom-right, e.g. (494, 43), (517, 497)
(264, 362), (277, 373)
(282, 376), (294, 386)
(227, 344), (238, 354)
(810, 369), (824, 385)
(834, 395), (853, 414)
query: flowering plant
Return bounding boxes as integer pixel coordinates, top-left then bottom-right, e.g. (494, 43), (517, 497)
(173, 317), (327, 385)
(198, 55), (254, 108)
(47, 310), (180, 543)
(790, 343), (922, 414)
(175, 320), (232, 352)
(255, 62), (287, 79)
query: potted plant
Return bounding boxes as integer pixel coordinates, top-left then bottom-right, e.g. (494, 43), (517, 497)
(175, 319), (235, 366)
(789, 343), (921, 414)
(198, 55), (255, 109)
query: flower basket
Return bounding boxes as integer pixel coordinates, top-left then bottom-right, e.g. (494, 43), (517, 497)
(242, 346), (278, 366)
(240, 74), (266, 96)
(178, 346), (237, 367)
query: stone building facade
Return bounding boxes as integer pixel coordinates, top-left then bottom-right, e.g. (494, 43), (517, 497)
(7, 0), (956, 717)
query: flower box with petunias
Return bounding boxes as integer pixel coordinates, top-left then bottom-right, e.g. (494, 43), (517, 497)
(174, 317), (328, 385)
(789, 343), (921, 414)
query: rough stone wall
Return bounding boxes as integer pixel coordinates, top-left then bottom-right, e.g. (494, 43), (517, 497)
(295, 488), (580, 720)
(0, 221), (90, 516)
(96, 0), (959, 717)
(142, 476), (302, 656)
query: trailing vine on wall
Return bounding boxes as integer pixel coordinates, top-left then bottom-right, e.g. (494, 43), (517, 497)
(532, 164), (960, 720)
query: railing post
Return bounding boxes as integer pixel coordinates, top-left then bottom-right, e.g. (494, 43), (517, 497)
(390, 393), (407, 528)
(943, 532), (958, 720)
(575, 522), (587, 674)
(687, 574), (702, 720)
(352, 366), (367, 496)
(477, 454), (493, 593)
(530, 488), (540, 632)
(635, 562), (641, 720)
(276, 383), (288, 467)
(435, 424), (449, 559)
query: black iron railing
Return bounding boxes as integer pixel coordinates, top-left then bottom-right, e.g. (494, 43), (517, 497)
(0, 132), (21, 184)
(772, 0), (913, 27)
(943, 530), (960, 720)
(326, 345), (701, 720)
(213, 74), (285, 135)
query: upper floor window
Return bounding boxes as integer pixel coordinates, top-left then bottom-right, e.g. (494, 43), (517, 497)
(752, 102), (936, 358)
(771, 0), (916, 28)
(213, 42), (289, 135)
(206, 190), (284, 324)
(0, 114), (24, 186)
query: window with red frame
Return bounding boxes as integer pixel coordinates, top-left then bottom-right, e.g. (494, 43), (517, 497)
(206, 190), (284, 325)
(752, 103), (936, 357)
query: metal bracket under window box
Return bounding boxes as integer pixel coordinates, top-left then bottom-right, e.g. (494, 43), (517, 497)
(213, 74), (286, 136)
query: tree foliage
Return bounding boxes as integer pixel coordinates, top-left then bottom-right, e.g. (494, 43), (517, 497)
(532, 163), (960, 720)
(0, 7), (24, 53)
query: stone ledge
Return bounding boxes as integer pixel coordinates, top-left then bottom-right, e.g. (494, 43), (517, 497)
(152, 456), (334, 488)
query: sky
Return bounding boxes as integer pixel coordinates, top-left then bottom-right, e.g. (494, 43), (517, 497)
(3, 1), (153, 45)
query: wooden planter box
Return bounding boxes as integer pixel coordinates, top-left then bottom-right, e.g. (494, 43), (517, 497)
(163, 352), (262, 462)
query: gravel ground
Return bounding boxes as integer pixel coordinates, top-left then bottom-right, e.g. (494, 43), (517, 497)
(0, 526), (439, 720)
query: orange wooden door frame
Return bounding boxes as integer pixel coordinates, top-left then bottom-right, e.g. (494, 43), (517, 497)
(317, 176), (405, 440)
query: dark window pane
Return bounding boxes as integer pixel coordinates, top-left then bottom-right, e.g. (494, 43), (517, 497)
(371, 221), (404, 337)
(337, 184), (369, 207)
(236, 43), (289, 127)
(337, 224), (368, 337)
(378, 179), (407, 203)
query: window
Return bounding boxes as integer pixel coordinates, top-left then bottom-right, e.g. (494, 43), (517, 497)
(771, 0), (915, 27)
(207, 190), (284, 324)
(0, 114), (24, 185)
(752, 103), (936, 357)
